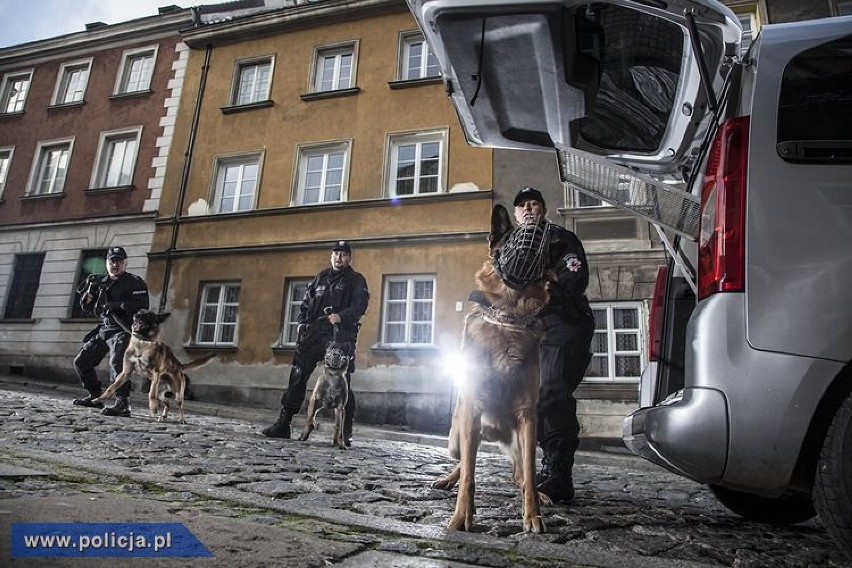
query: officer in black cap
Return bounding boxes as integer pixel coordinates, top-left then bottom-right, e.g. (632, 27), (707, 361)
(263, 240), (369, 446)
(72, 246), (149, 417)
(512, 186), (594, 503)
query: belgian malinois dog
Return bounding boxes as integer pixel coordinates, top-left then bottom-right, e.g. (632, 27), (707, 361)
(93, 310), (215, 423)
(433, 204), (551, 533)
(298, 340), (351, 449)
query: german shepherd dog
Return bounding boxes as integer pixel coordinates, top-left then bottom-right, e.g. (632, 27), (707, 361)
(93, 310), (215, 423)
(298, 340), (351, 449)
(433, 204), (551, 533)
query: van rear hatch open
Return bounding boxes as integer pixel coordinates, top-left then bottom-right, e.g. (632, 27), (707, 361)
(406, 0), (741, 239)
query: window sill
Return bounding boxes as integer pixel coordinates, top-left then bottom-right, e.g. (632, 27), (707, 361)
(47, 101), (85, 111)
(85, 185), (134, 194)
(0, 111), (24, 119)
(109, 89), (153, 101)
(21, 192), (65, 201)
(388, 76), (443, 90)
(271, 345), (297, 354)
(370, 345), (440, 356)
(60, 317), (99, 323)
(300, 87), (360, 102)
(0, 318), (36, 324)
(185, 344), (238, 352)
(221, 99), (274, 114)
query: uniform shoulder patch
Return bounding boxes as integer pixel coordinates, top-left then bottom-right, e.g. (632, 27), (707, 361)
(563, 253), (582, 272)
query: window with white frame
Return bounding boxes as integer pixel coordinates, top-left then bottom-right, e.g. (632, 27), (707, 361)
(91, 127), (142, 189)
(313, 43), (356, 92)
(279, 278), (311, 346)
(587, 303), (644, 381)
(213, 153), (261, 213)
(295, 142), (349, 205)
(399, 32), (441, 81)
(388, 130), (445, 197)
(1, 70), (33, 114)
(52, 59), (92, 105)
(115, 46), (157, 94)
(400, 32), (440, 80)
(381, 275), (436, 346)
(28, 139), (74, 196)
(0, 147), (13, 199)
(232, 57), (273, 105)
(196, 282), (241, 345)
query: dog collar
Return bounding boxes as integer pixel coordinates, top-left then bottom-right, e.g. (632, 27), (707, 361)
(467, 290), (542, 331)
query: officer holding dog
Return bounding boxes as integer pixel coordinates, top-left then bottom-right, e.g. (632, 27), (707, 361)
(72, 246), (149, 417)
(263, 240), (369, 446)
(513, 186), (595, 504)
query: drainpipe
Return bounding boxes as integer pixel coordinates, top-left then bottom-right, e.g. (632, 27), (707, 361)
(159, 43), (212, 314)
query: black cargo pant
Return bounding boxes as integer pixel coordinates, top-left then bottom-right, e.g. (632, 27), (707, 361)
(73, 328), (132, 398)
(537, 317), (594, 465)
(282, 336), (356, 434)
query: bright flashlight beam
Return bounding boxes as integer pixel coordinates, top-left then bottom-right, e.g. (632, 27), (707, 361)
(443, 350), (471, 389)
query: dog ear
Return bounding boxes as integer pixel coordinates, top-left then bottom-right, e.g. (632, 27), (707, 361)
(157, 312), (172, 323)
(488, 204), (514, 252)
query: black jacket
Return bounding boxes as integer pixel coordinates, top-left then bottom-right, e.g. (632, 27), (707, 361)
(80, 272), (149, 335)
(542, 223), (594, 343)
(298, 265), (369, 342)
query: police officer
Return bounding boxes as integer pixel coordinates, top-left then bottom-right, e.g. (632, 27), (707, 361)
(513, 187), (595, 503)
(72, 246), (149, 417)
(262, 240), (369, 446)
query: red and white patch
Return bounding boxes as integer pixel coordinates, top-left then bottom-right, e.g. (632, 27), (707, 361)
(565, 255), (582, 272)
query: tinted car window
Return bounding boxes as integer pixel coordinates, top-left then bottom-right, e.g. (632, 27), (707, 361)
(575, 3), (683, 152)
(777, 35), (852, 163)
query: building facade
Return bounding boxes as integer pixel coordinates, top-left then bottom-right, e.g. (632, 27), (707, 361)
(0, 8), (195, 381)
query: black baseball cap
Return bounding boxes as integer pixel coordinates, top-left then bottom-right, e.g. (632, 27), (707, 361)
(106, 246), (127, 260)
(331, 240), (352, 254)
(513, 186), (546, 209)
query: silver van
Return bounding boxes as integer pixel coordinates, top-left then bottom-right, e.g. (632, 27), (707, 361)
(407, 0), (852, 559)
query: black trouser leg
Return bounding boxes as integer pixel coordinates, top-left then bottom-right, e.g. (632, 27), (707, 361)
(537, 341), (592, 463)
(281, 343), (323, 414)
(73, 338), (108, 396)
(343, 375), (356, 439)
(107, 332), (132, 398)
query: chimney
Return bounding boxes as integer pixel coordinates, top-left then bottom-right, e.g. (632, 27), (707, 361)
(85, 22), (108, 31)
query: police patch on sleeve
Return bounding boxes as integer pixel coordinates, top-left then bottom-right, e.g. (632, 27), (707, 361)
(564, 253), (582, 272)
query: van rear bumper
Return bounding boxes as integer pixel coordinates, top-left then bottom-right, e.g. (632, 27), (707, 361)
(623, 387), (728, 483)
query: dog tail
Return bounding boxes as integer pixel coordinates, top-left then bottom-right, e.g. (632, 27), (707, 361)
(183, 352), (216, 370)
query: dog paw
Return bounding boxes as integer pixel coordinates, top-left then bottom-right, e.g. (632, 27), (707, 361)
(432, 477), (457, 491)
(447, 513), (473, 532)
(537, 491), (553, 506)
(523, 514), (546, 534)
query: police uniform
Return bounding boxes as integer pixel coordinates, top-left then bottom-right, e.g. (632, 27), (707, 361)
(264, 241), (369, 443)
(72, 248), (149, 414)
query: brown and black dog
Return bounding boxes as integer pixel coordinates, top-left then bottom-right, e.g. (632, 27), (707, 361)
(433, 204), (551, 533)
(298, 341), (351, 449)
(93, 310), (215, 423)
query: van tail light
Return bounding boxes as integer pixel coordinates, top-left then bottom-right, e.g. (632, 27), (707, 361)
(648, 265), (669, 362)
(697, 116), (750, 301)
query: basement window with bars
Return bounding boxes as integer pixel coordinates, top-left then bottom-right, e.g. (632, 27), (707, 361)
(586, 302), (645, 382)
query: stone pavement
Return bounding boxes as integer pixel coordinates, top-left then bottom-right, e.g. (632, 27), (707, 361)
(1, 375), (849, 568)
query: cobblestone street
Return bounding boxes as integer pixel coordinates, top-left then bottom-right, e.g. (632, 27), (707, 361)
(1, 376), (849, 568)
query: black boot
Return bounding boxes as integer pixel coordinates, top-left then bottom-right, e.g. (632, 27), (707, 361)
(102, 396), (131, 417)
(535, 452), (551, 485)
(536, 453), (575, 503)
(262, 409), (293, 439)
(73, 393), (104, 409)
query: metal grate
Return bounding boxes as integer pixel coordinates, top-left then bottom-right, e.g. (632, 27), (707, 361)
(556, 145), (700, 239)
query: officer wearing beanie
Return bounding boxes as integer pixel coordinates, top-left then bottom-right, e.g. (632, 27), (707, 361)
(512, 186), (594, 503)
(263, 240), (369, 446)
(72, 246), (149, 417)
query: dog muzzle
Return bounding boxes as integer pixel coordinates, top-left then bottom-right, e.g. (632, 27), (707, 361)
(494, 220), (551, 290)
(325, 348), (349, 370)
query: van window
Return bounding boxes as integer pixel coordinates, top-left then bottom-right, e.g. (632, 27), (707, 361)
(574, 3), (683, 153)
(777, 35), (852, 163)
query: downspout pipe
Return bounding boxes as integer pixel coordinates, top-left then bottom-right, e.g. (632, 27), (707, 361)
(159, 42), (212, 313)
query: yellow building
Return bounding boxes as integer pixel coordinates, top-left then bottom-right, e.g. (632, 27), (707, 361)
(147, 0), (493, 431)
